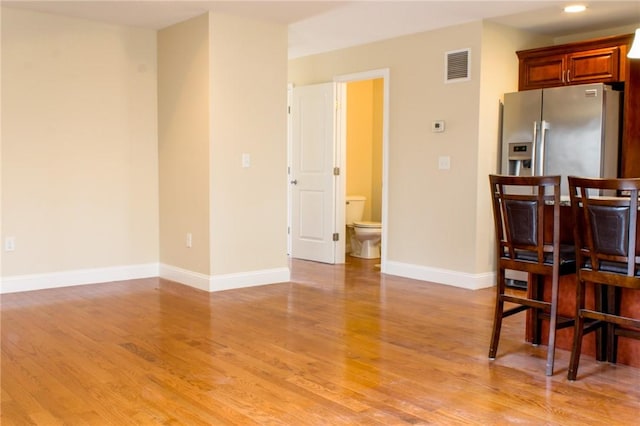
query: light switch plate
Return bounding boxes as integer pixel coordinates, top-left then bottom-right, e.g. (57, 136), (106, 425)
(5, 237), (15, 252)
(438, 156), (451, 170)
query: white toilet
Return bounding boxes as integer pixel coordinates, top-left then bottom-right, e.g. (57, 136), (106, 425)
(345, 195), (382, 259)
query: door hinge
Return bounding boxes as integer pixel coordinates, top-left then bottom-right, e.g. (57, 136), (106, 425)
(333, 167), (340, 176)
(288, 227), (290, 235)
(333, 233), (339, 242)
(288, 106), (291, 114)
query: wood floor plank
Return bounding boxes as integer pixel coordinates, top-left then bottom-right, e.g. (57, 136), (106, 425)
(2, 257), (640, 424)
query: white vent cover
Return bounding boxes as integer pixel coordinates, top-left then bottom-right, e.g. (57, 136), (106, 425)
(445, 48), (470, 83)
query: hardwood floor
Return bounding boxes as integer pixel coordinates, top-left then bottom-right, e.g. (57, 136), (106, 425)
(1, 257), (639, 425)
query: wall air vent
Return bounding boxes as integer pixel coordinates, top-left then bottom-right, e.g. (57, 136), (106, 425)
(445, 48), (470, 83)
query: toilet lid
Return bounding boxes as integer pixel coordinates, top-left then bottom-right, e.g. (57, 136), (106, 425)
(353, 221), (381, 228)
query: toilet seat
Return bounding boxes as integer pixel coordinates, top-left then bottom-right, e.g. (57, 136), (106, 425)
(353, 221), (381, 228)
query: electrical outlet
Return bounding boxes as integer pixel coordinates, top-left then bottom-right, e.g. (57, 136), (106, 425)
(5, 237), (15, 252)
(186, 233), (192, 248)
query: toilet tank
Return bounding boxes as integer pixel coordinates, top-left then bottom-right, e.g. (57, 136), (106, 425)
(346, 195), (366, 225)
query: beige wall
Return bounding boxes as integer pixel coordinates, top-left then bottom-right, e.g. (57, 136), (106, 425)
(474, 22), (552, 274)
(1, 6), (3, 279)
(208, 13), (288, 275)
(346, 79), (383, 222)
(372, 78), (383, 223)
(289, 21), (550, 278)
(1, 8), (158, 279)
(158, 14), (211, 275)
(158, 13), (288, 282)
(3, 7), (288, 292)
(346, 80), (374, 220)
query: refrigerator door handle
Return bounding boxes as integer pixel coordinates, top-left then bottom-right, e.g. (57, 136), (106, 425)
(538, 120), (549, 176)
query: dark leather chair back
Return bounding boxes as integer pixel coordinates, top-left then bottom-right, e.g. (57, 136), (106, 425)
(568, 177), (640, 282)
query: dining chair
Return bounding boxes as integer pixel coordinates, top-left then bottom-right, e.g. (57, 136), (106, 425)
(566, 176), (640, 381)
(488, 174), (576, 376)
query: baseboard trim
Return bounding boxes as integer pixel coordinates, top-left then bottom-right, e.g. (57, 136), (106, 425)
(159, 264), (291, 292)
(0, 263), (159, 294)
(384, 260), (495, 290)
(1, 260), (480, 293)
(159, 264), (211, 291)
(210, 267), (291, 292)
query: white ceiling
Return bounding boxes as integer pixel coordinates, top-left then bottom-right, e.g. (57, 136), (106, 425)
(4, 1), (640, 58)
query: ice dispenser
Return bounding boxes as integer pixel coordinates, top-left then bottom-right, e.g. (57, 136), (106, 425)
(507, 142), (532, 176)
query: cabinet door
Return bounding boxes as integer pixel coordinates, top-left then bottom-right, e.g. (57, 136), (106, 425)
(519, 54), (566, 91)
(567, 47), (620, 85)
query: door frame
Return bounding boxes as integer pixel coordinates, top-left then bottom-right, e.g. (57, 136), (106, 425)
(287, 83), (293, 257)
(335, 68), (390, 269)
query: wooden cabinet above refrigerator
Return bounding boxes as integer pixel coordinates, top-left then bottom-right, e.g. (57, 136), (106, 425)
(517, 34), (633, 91)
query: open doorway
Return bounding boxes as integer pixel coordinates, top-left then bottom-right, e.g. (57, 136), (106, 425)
(342, 78), (384, 262)
(336, 69), (389, 269)
(287, 69), (389, 268)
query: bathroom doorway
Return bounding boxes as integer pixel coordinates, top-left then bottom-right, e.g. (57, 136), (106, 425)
(336, 69), (389, 268)
(287, 69), (389, 268)
(342, 78), (384, 261)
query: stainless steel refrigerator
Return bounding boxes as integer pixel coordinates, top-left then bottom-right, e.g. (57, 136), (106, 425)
(499, 82), (621, 287)
(500, 82), (621, 196)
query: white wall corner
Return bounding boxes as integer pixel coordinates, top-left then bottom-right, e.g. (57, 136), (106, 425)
(0, 263), (160, 294)
(160, 264), (291, 292)
(384, 261), (495, 290)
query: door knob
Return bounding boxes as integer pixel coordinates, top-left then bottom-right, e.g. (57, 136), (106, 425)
(290, 179), (298, 185)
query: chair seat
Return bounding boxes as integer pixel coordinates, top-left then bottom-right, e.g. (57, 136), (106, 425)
(503, 244), (576, 268)
(583, 260), (640, 276)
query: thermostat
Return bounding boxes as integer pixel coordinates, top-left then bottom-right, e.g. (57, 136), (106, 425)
(432, 120), (445, 133)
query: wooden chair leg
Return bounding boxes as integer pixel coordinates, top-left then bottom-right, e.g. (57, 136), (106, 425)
(545, 274), (560, 376)
(568, 280), (586, 381)
(530, 274), (541, 345)
(594, 284), (607, 362)
(489, 269), (506, 359)
(568, 316), (584, 381)
(607, 286), (619, 364)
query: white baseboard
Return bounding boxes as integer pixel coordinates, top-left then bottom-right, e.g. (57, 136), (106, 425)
(384, 260), (495, 290)
(209, 267), (291, 292)
(0, 263), (159, 294)
(1, 260), (482, 293)
(159, 264), (291, 292)
(159, 264), (211, 291)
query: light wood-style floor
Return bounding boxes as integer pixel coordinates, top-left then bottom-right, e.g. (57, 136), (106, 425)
(2, 257), (639, 425)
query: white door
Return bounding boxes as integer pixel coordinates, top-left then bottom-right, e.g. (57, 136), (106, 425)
(290, 83), (337, 263)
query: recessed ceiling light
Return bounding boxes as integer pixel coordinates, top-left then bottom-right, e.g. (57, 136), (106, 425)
(564, 5), (587, 13)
